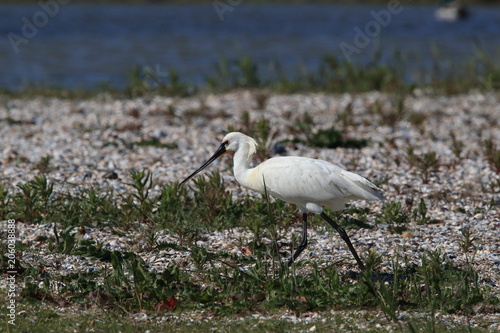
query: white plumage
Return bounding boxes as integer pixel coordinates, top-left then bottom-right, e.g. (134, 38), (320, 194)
(249, 156), (382, 212)
(179, 132), (384, 270)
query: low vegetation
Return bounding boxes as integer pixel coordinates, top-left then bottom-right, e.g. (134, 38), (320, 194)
(3, 49), (500, 99)
(0, 167), (498, 331)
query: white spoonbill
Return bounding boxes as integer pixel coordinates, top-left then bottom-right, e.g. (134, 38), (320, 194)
(179, 132), (384, 270)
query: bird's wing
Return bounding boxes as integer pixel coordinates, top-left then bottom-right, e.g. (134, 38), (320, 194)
(337, 169), (384, 201)
(258, 156), (380, 204)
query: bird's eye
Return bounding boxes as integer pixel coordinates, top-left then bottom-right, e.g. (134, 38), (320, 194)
(223, 140), (229, 146)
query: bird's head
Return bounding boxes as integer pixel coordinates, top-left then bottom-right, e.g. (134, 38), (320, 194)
(178, 132), (257, 187)
(222, 132), (257, 155)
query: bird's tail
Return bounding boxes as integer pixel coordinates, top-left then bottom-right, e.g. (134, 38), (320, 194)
(354, 180), (385, 202)
(342, 171), (385, 202)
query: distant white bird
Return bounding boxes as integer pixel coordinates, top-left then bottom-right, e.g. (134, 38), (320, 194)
(435, 0), (469, 21)
(179, 132), (384, 270)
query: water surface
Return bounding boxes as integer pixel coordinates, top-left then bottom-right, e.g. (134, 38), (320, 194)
(1, 2), (499, 89)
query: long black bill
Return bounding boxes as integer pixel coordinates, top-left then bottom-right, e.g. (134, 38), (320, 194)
(178, 143), (227, 188)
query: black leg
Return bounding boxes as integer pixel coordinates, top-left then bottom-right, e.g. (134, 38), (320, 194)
(288, 213), (308, 266)
(320, 212), (365, 271)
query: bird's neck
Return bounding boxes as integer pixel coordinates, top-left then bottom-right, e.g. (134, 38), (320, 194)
(233, 143), (253, 171)
(232, 143), (260, 191)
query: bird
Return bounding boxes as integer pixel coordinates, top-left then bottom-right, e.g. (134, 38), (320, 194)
(435, 0), (469, 21)
(178, 132), (384, 271)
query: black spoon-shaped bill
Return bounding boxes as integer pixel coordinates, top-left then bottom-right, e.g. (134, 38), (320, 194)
(178, 143), (228, 188)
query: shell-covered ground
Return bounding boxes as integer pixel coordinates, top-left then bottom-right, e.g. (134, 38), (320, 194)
(1, 90), (499, 331)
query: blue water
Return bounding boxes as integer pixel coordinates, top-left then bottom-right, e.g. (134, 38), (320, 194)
(1, 2), (500, 90)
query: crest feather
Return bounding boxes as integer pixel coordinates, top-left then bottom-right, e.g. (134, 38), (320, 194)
(245, 135), (258, 159)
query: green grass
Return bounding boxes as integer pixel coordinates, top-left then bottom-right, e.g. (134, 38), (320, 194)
(483, 138), (500, 174)
(1, 170), (498, 332)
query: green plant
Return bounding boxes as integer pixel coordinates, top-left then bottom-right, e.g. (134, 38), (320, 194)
(405, 145), (418, 168)
(336, 102), (355, 130)
(75, 187), (120, 227)
(307, 127), (368, 149)
(362, 251), (400, 322)
(254, 91), (269, 109)
(327, 206), (373, 230)
(412, 199), (431, 225)
(163, 69), (192, 97)
(359, 249), (490, 328)
(483, 138), (500, 174)
(459, 227), (477, 253)
(206, 57), (261, 91)
(379, 94), (407, 128)
(131, 137), (177, 149)
(238, 57), (260, 88)
(375, 201), (409, 233)
(34, 154), (52, 173)
(14, 176), (54, 224)
(158, 172), (247, 245)
(247, 183), (289, 268)
(418, 250), (484, 314)
(125, 66), (191, 98)
(450, 130), (464, 158)
(157, 182), (194, 242)
(289, 114), (368, 149)
(192, 171), (235, 229)
(418, 151), (439, 184)
(287, 112), (314, 139)
(407, 112), (427, 133)
(0, 183), (10, 219)
(404, 146), (440, 183)
(55, 225), (77, 254)
(127, 169), (154, 217)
